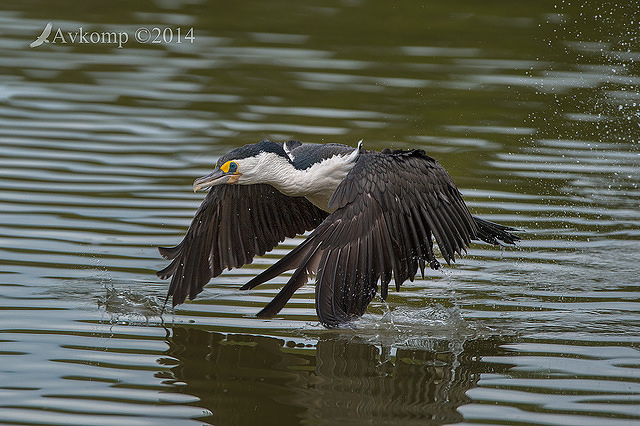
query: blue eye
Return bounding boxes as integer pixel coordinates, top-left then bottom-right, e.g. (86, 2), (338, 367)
(229, 162), (238, 173)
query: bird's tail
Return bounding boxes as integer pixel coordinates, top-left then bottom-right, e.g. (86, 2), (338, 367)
(473, 216), (521, 245)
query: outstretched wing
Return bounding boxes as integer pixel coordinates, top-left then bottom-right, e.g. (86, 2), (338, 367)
(247, 149), (479, 327)
(42, 22), (53, 38)
(157, 183), (328, 306)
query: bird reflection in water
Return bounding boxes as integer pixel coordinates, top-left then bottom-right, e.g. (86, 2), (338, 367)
(159, 327), (512, 424)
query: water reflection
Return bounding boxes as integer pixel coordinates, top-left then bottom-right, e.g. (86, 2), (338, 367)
(162, 327), (511, 424)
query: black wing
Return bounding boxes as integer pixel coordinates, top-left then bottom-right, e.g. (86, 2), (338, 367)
(244, 149), (517, 327)
(157, 183), (328, 306)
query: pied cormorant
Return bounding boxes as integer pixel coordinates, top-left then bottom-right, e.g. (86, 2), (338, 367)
(157, 140), (519, 327)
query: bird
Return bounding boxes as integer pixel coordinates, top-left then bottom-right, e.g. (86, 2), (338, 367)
(30, 22), (52, 48)
(157, 139), (520, 327)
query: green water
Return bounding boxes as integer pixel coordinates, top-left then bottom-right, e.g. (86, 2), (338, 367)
(1, 1), (639, 424)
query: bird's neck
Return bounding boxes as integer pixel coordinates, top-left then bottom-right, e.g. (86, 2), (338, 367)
(242, 151), (358, 212)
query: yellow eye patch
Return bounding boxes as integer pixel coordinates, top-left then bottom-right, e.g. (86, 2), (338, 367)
(220, 161), (238, 173)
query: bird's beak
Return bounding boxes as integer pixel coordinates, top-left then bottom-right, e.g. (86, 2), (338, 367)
(193, 169), (241, 191)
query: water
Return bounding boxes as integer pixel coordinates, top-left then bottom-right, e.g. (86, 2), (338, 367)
(1, 1), (639, 424)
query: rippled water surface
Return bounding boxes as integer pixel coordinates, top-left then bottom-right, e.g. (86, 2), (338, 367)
(1, 1), (639, 424)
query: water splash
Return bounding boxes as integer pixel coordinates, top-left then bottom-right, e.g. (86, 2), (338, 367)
(97, 284), (163, 325)
(323, 304), (500, 350)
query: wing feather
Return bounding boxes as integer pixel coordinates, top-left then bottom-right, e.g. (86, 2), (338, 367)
(157, 183), (328, 306)
(250, 150), (484, 326)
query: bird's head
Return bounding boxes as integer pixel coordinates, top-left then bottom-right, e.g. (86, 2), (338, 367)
(192, 140), (291, 191)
